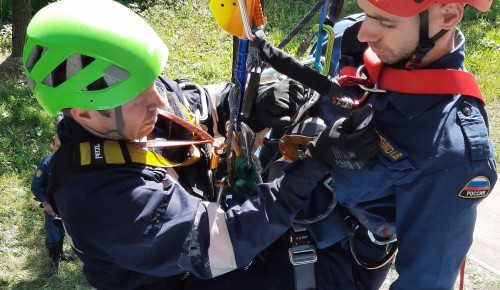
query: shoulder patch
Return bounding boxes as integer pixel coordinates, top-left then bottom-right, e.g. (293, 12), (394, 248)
(458, 176), (491, 199)
(35, 169), (43, 178)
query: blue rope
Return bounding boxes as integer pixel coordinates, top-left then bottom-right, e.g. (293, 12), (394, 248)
(312, 0), (330, 72)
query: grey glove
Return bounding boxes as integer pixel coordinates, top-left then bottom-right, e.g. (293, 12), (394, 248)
(251, 29), (267, 50)
(307, 105), (378, 170)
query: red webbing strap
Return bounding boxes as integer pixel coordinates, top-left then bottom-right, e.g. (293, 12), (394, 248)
(338, 48), (485, 104)
(338, 66), (372, 87)
(146, 110), (215, 148)
(459, 259), (466, 290)
(363, 48), (382, 84)
(378, 67), (485, 104)
(145, 139), (212, 148)
(360, 48), (485, 104)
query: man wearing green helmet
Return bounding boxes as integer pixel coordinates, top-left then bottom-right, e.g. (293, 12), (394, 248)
(23, 1), (380, 289)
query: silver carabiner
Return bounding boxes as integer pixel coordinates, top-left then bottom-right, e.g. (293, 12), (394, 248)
(355, 65), (387, 93)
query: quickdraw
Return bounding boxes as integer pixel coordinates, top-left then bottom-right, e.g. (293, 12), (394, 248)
(209, 0), (264, 204)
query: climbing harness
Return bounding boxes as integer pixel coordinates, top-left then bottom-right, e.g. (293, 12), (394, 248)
(335, 47), (485, 105)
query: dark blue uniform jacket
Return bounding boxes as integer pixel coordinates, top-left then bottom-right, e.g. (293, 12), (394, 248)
(306, 15), (498, 290)
(50, 105), (329, 290)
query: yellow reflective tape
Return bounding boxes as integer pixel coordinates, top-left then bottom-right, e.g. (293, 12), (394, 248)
(126, 143), (176, 168)
(104, 141), (125, 164)
(80, 142), (91, 165)
(79, 141), (200, 168)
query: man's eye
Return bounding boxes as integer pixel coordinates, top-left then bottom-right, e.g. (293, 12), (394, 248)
(380, 21), (395, 28)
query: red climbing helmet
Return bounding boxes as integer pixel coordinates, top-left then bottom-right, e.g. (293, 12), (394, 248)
(367, 0), (492, 17)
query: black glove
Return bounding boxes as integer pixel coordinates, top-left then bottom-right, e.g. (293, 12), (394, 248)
(252, 79), (305, 132)
(307, 105), (379, 170)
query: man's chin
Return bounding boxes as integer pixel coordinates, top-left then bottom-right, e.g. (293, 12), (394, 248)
(370, 50), (398, 65)
(128, 126), (156, 142)
(378, 55), (395, 65)
(143, 125), (156, 139)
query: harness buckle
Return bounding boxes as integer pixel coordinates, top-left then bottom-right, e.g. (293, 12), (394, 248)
(288, 223), (318, 266)
(288, 245), (318, 266)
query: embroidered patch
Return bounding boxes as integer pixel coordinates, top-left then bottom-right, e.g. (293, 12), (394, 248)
(458, 176), (491, 199)
(35, 169), (43, 178)
(378, 135), (406, 162)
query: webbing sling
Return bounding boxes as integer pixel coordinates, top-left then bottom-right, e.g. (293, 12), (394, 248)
(377, 68), (484, 103)
(145, 109), (216, 149)
(339, 48), (485, 104)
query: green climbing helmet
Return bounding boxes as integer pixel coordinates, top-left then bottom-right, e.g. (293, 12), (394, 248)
(23, 0), (169, 116)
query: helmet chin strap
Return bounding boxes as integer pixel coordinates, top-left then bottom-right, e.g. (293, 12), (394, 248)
(405, 10), (449, 70)
(80, 106), (127, 140)
(111, 105), (126, 140)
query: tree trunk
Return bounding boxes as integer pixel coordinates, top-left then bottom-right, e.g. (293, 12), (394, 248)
(12, 0), (31, 57)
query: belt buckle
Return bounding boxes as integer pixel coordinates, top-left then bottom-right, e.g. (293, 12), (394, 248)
(288, 245), (317, 266)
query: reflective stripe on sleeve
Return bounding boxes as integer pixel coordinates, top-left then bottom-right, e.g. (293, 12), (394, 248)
(202, 201), (237, 277)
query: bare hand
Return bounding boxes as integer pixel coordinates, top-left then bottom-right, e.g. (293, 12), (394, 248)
(41, 201), (56, 217)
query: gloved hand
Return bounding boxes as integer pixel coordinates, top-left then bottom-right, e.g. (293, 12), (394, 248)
(251, 79), (305, 132)
(307, 105), (379, 170)
(250, 29), (267, 50)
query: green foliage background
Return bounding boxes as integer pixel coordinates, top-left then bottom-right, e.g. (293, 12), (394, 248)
(0, 0), (498, 289)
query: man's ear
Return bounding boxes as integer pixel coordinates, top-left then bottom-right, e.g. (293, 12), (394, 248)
(441, 4), (464, 30)
(68, 108), (93, 127)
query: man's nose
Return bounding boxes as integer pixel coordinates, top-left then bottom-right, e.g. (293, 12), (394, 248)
(357, 18), (379, 43)
(149, 87), (167, 109)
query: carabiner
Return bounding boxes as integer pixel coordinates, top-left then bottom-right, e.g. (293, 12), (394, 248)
(355, 65), (386, 93)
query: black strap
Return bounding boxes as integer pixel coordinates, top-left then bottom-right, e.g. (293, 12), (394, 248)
(276, 0), (326, 50)
(405, 11), (449, 70)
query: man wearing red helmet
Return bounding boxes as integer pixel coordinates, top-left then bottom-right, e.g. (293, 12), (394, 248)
(185, 0), (496, 289)
(358, 0), (492, 69)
